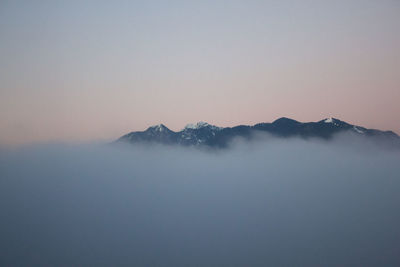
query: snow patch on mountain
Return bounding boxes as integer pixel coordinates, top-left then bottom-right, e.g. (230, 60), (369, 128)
(184, 122), (222, 131)
(149, 124), (164, 131)
(353, 126), (364, 134)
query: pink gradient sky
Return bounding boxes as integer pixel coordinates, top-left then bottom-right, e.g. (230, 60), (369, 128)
(1, 1), (399, 145)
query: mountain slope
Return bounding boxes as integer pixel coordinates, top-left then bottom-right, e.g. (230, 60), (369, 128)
(117, 118), (399, 148)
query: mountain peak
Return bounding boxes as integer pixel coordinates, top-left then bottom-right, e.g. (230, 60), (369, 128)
(272, 117), (300, 124)
(323, 117), (335, 123)
(147, 124), (169, 132)
(321, 117), (345, 123)
(184, 122), (222, 131)
(319, 118), (350, 127)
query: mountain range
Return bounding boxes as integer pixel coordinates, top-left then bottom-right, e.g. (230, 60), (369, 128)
(117, 118), (399, 148)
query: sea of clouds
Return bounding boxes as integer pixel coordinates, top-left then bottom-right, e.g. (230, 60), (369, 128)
(1, 134), (400, 266)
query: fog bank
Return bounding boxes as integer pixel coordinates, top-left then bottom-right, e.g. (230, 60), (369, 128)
(1, 136), (400, 266)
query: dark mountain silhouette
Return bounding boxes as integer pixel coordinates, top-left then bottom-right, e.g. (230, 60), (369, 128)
(117, 118), (399, 148)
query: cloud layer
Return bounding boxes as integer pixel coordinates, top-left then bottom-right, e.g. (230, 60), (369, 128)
(1, 136), (400, 266)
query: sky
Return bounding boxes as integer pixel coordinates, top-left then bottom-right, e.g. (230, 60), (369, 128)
(1, 0), (399, 145)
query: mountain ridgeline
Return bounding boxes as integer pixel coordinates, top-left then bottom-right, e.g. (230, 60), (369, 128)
(117, 118), (399, 148)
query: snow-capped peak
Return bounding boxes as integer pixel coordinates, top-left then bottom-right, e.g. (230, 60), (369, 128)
(323, 118), (341, 127)
(183, 121), (222, 131)
(148, 124), (166, 132)
(185, 121), (208, 129)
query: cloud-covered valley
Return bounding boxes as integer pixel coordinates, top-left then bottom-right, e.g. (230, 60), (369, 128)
(1, 135), (400, 266)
